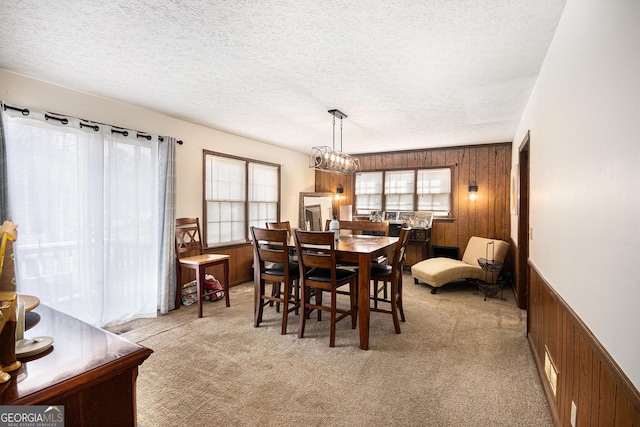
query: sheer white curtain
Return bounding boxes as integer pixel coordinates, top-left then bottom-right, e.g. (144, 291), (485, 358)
(2, 107), (164, 326)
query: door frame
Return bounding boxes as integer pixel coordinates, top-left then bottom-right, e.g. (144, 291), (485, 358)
(516, 131), (530, 312)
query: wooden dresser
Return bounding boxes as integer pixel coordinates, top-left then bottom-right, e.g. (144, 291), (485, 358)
(389, 223), (432, 267)
(0, 304), (152, 427)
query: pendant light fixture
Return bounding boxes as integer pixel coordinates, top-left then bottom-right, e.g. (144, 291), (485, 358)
(309, 109), (360, 175)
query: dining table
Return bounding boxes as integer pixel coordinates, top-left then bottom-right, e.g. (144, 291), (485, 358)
(267, 233), (398, 350)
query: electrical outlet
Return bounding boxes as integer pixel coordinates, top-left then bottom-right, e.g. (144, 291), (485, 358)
(544, 348), (558, 398)
(571, 401), (577, 427)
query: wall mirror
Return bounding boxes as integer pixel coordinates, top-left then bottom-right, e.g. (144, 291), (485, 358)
(299, 192), (335, 231)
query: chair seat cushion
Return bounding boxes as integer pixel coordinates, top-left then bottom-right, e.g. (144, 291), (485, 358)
(265, 262), (299, 276)
(411, 258), (485, 288)
(370, 264), (392, 278)
(307, 267), (357, 282)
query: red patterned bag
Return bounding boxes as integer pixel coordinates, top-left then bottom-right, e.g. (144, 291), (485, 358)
(204, 275), (225, 301)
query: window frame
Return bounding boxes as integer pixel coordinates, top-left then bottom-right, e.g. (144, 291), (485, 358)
(354, 166), (453, 218)
(203, 150), (281, 248)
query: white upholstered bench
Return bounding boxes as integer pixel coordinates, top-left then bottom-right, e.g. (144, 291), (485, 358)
(411, 236), (509, 294)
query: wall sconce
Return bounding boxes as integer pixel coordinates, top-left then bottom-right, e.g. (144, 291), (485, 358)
(334, 184), (344, 204)
(469, 185), (478, 201)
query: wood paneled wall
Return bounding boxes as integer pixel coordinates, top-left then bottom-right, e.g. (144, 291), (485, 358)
(529, 263), (640, 426)
(316, 143), (512, 260)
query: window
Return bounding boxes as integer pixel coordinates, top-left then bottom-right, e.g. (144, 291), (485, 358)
(354, 171), (383, 215)
(204, 151), (280, 247)
(355, 167), (452, 217)
(248, 162), (279, 230)
(417, 168), (451, 216)
(385, 170), (415, 211)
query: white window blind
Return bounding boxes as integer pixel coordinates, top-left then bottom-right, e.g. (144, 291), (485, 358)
(385, 170), (415, 211)
(417, 168), (451, 216)
(248, 162), (278, 232)
(355, 171), (383, 215)
(205, 156), (246, 245)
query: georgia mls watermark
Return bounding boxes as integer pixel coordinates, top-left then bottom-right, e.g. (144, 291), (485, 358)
(0, 406), (64, 427)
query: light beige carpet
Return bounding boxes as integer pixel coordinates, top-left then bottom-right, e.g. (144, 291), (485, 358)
(108, 274), (553, 427)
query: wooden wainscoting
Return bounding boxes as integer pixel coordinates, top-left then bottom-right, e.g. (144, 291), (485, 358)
(528, 262), (640, 426)
(178, 244), (254, 287)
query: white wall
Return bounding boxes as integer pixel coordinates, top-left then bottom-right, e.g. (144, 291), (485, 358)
(512, 0), (640, 388)
(0, 70), (315, 224)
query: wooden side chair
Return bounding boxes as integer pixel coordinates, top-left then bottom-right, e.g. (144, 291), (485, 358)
(175, 217), (230, 318)
(294, 229), (358, 347)
(266, 219), (296, 262)
(370, 227), (412, 334)
(265, 220), (297, 309)
(325, 219), (390, 268)
(324, 219), (390, 236)
(265, 220), (292, 237)
(251, 226), (300, 335)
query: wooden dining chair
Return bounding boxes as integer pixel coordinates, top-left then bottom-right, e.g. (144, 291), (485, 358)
(251, 226), (300, 335)
(370, 226), (412, 334)
(266, 219), (296, 263)
(325, 219), (390, 268)
(324, 219), (390, 236)
(265, 220), (292, 237)
(294, 229), (358, 347)
(175, 217), (230, 318)
(265, 220), (297, 309)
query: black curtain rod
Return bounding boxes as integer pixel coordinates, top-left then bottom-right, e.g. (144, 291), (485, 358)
(3, 104), (29, 116)
(45, 113), (68, 125)
(79, 122), (99, 131)
(2, 102), (183, 145)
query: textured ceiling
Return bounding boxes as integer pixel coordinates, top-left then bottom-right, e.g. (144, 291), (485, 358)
(0, 1), (566, 155)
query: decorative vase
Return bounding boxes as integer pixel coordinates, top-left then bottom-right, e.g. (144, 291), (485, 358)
(0, 221), (21, 376)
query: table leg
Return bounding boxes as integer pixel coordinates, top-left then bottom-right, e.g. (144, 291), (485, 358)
(357, 253), (370, 350)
